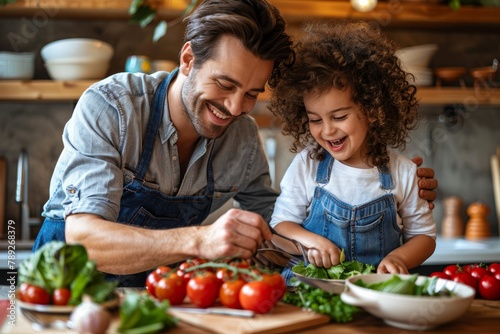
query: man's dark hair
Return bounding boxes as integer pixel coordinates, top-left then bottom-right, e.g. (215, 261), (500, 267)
(183, 0), (294, 88)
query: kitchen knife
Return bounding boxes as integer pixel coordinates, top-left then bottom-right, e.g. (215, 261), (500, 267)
(169, 306), (255, 318)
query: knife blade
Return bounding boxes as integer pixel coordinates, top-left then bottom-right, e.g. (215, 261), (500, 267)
(169, 306), (255, 318)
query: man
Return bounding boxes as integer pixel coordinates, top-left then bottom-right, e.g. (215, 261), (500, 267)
(33, 0), (437, 286)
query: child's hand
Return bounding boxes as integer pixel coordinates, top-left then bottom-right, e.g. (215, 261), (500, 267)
(305, 237), (342, 268)
(377, 254), (409, 274)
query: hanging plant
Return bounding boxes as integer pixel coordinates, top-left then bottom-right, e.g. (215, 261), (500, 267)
(129, 0), (199, 43)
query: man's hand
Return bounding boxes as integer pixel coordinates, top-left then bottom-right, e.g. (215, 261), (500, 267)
(200, 208), (272, 260)
(411, 156), (438, 210)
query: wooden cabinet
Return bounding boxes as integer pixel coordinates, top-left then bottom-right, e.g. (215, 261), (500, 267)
(1, 80), (499, 106)
(1, 0), (500, 27)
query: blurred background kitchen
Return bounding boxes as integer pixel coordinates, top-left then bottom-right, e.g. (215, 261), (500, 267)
(0, 0), (499, 252)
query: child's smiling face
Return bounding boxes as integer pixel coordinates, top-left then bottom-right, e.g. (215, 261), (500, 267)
(304, 86), (371, 168)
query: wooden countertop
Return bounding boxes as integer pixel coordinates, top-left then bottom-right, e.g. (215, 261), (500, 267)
(3, 297), (500, 333)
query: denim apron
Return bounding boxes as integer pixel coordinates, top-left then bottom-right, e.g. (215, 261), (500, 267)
(33, 71), (215, 287)
(283, 152), (401, 283)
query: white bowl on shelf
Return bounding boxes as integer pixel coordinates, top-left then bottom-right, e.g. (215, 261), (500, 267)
(0, 52), (35, 79)
(45, 57), (109, 80)
(41, 38), (114, 62)
(405, 66), (434, 86)
(396, 44), (438, 69)
(341, 274), (475, 331)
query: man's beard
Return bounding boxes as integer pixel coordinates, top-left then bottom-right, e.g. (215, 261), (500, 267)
(181, 76), (233, 139)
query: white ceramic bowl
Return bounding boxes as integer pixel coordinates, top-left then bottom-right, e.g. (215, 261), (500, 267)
(341, 274), (475, 331)
(395, 44), (438, 69)
(405, 66), (434, 86)
(0, 52), (35, 79)
(41, 38), (114, 62)
(45, 58), (109, 80)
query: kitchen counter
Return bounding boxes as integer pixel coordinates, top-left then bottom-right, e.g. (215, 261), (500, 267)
(423, 236), (500, 265)
(2, 297), (499, 334)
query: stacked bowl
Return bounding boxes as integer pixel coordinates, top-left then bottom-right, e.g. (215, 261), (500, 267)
(41, 38), (114, 80)
(395, 44), (438, 86)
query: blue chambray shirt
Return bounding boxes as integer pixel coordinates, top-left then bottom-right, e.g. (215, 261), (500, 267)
(42, 71), (278, 224)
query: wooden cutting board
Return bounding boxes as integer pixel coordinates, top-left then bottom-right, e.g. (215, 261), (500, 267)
(169, 303), (330, 334)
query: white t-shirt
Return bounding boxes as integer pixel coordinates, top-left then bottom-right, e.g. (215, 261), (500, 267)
(270, 149), (436, 242)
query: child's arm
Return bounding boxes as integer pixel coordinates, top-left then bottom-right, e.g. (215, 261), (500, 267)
(377, 235), (436, 274)
(274, 221), (343, 268)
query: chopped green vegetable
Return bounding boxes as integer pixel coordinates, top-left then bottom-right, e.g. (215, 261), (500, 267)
(292, 251), (375, 280)
(283, 280), (358, 323)
(118, 292), (177, 334)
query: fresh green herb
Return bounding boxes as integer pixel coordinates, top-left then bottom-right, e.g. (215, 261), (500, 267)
(18, 241), (118, 305)
(354, 274), (456, 297)
(283, 281), (358, 323)
(292, 250), (375, 280)
(117, 292), (177, 334)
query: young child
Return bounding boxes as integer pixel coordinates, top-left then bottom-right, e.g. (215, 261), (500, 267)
(268, 21), (436, 281)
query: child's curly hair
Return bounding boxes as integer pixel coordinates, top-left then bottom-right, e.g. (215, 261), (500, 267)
(268, 21), (419, 167)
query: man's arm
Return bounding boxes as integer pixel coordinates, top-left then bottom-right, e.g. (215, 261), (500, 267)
(65, 209), (272, 274)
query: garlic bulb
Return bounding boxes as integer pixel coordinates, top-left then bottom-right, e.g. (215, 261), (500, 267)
(70, 296), (111, 334)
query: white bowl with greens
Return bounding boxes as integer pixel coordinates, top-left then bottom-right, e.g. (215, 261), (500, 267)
(291, 259), (375, 294)
(341, 274), (475, 331)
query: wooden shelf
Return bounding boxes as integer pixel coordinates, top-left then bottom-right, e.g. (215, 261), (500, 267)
(1, 80), (499, 106)
(1, 1), (500, 27)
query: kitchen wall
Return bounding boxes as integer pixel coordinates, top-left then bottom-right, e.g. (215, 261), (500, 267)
(0, 16), (499, 240)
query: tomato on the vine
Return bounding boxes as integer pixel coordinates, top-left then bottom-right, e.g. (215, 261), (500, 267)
(443, 264), (461, 278)
(452, 272), (477, 291)
(177, 258), (209, 284)
(488, 263), (500, 276)
(478, 275), (500, 300)
(23, 284), (51, 305)
(219, 279), (246, 309)
(239, 281), (275, 314)
(469, 266), (489, 282)
(187, 271), (219, 308)
(146, 265), (171, 297)
(156, 272), (187, 305)
(52, 288), (71, 306)
(260, 272), (287, 303)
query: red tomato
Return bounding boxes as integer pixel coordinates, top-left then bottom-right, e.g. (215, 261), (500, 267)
(146, 266), (171, 297)
(452, 272), (477, 291)
(478, 275), (500, 300)
(461, 263), (482, 273)
(239, 281), (275, 314)
(261, 273), (287, 303)
(18, 282), (31, 302)
(430, 272), (450, 279)
(187, 271), (219, 308)
(156, 272), (187, 305)
(177, 258), (208, 284)
(52, 288), (71, 306)
(488, 263), (500, 275)
(219, 279), (246, 309)
(443, 264), (461, 277)
(493, 272), (500, 281)
(229, 259), (251, 269)
(24, 284), (51, 305)
(469, 266), (490, 282)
